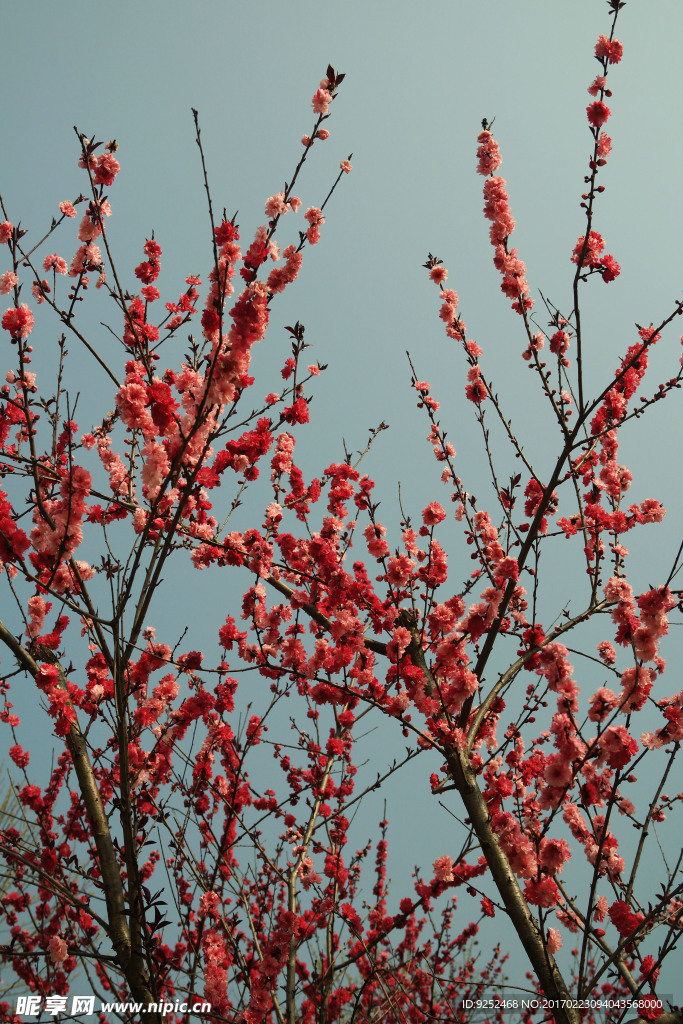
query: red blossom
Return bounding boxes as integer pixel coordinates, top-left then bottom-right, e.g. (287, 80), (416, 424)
(587, 101), (611, 127)
(481, 897), (496, 917)
(93, 152), (121, 186)
(608, 900), (645, 937)
(2, 304), (35, 339)
(595, 34), (624, 64)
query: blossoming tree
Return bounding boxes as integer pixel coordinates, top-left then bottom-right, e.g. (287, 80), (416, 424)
(0, 2), (682, 1022)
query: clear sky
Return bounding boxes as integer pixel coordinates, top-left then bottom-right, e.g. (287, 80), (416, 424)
(3, 0), (683, 1010)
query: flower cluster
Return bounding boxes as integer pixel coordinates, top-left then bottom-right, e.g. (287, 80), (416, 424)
(477, 143), (532, 313)
(571, 230), (620, 282)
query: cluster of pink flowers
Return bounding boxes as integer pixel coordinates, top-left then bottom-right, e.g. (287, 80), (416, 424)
(311, 84), (332, 115)
(236, 910), (299, 1023)
(1, 303), (35, 339)
(594, 34), (623, 64)
(585, 39), (621, 125)
(304, 206), (324, 244)
(478, 154), (532, 313)
(571, 230), (620, 282)
(475, 130), (502, 176)
(44, 253), (69, 275)
(439, 287), (463, 339)
(587, 101), (611, 128)
(35, 662), (84, 737)
(264, 190), (301, 219)
(432, 854), (455, 882)
(135, 237), (162, 285)
(78, 149), (121, 187)
(608, 899), (644, 938)
(30, 464), (91, 565)
(0, 271), (17, 295)
(0, 488), (30, 566)
(267, 245), (303, 295)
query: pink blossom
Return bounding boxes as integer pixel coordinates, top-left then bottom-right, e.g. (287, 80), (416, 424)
(600, 253), (620, 282)
(199, 890), (221, 917)
(298, 855), (322, 889)
(587, 101), (611, 127)
(588, 686), (618, 722)
(264, 191), (289, 218)
(571, 230), (605, 267)
(141, 440), (171, 502)
(78, 212), (102, 243)
(59, 200), (77, 217)
(9, 744), (29, 768)
(2, 303), (35, 339)
(608, 899), (644, 937)
(594, 34), (623, 64)
(588, 75), (608, 97)
(340, 159), (352, 173)
(638, 498), (665, 523)
(481, 897), (496, 918)
(116, 380), (156, 440)
(364, 522), (389, 559)
(386, 553), (415, 587)
(604, 575), (634, 604)
(304, 207), (323, 226)
(483, 176), (515, 242)
(429, 265), (448, 285)
(476, 130), (502, 176)
(597, 132), (612, 158)
(421, 502), (446, 526)
(543, 755), (572, 788)
(524, 876), (559, 908)
(465, 365), (487, 404)
(432, 854), (454, 882)
(93, 152), (121, 186)
(539, 837), (570, 874)
(594, 895), (609, 921)
(491, 811), (537, 878)
(598, 724), (638, 769)
(0, 221), (13, 244)
(550, 330), (570, 356)
(619, 666), (653, 712)
(495, 556), (519, 581)
(0, 271), (17, 295)
(31, 280), (49, 304)
(267, 245), (303, 294)
(48, 935), (68, 964)
(304, 207), (324, 245)
(44, 253), (68, 275)
(26, 594), (48, 637)
(546, 928), (562, 953)
(311, 88), (332, 115)
(493, 245), (530, 301)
